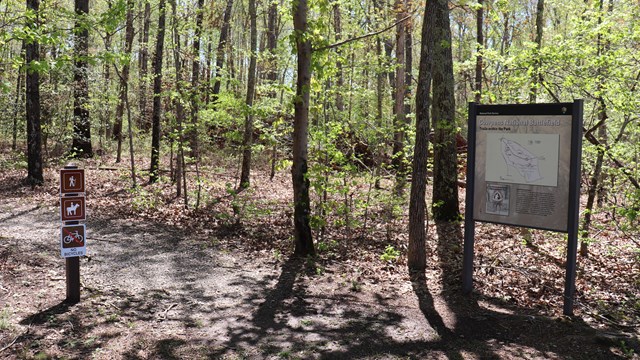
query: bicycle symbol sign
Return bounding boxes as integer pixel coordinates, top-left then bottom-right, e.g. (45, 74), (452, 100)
(61, 224), (86, 257)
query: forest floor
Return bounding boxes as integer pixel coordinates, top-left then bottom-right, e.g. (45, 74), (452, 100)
(0, 150), (639, 359)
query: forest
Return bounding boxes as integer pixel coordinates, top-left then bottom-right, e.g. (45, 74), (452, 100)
(0, 0), (639, 358)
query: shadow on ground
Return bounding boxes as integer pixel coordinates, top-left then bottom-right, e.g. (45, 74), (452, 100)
(12, 213), (628, 359)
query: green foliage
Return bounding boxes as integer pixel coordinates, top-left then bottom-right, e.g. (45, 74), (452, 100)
(316, 239), (337, 253)
(380, 245), (400, 263)
(0, 307), (11, 330)
(129, 186), (163, 212)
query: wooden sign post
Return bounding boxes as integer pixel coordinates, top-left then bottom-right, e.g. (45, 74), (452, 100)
(60, 164), (86, 304)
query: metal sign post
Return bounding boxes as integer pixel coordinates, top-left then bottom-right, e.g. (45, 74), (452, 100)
(60, 165), (86, 304)
(463, 100), (583, 316)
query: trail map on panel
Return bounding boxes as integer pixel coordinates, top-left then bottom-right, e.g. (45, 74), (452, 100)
(485, 133), (559, 187)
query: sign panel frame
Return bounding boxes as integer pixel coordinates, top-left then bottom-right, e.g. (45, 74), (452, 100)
(60, 224), (86, 258)
(462, 101), (583, 316)
(472, 106), (574, 231)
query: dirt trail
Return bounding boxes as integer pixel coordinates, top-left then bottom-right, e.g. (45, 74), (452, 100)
(0, 179), (634, 359)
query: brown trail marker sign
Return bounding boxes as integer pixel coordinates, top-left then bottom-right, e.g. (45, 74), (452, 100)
(59, 165), (86, 303)
(60, 168), (85, 194)
(463, 101), (583, 316)
(60, 196), (86, 222)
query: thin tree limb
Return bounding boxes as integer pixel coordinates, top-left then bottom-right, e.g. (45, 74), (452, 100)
(314, 15), (412, 52)
(541, 74), (640, 189)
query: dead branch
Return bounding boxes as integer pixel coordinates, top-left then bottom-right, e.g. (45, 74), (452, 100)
(314, 15), (412, 52)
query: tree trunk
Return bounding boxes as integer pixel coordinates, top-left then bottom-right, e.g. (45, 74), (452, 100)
(372, 0), (385, 130)
(266, 0), (278, 76)
(376, 37), (384, 129)
(170, 0), (187, 202)
(13, 46), (24, 152)
(292, 0), (315, 256)
(101, 10), (112, 143)
(392, 0), (406, 195)
(239, 0), (258, 190)
(431, 0), (459, 222)
(408, 0), (435, 274)
(189, 0), (204, 157)
(115, 0), (135, 163)
(581, 99), (606, 257)
(26, 0), (43, 185)
(529, 0), (544, 103)
(267, 0), (279, 179)
(71, 0), (92, 158)
(403, 0), (412, 121)
(333, 3), (344, 112)
(580, 0), (610, 256)
(475, 0), (483, 103)
(211, 0), (234, 107)
(138, 0), (151, 131)
(149, 0), (166, 184)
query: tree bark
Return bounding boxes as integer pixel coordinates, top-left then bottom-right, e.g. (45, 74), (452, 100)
(376, 36), (384, 129)
(170, 0), (187, 202)
(580, 0), (610, 256)
(431, 0), (459, 222)
(333, 3), (344, 112)
(529, 0), (544, 103)
(211, 0), (234, 107)
(408, 0), (436, 274)
(101, 5), (112, 142)
(149, 0), (167, 184)
(12, 43), (24, 152)
(115, 0), (135, 163)
(267, 0), (279, 180)
(266, 0), (278, 87)
(292, 0), (315, 256)
(475, 0), (483, 103)
(403, 0), (412, 121)
(392, 0), (407, 195)
(581, 99), (606, 257)
(26, 0), (43, 185)
(189, 0), (204, 157)
(71, 0), (92, 158)
(138, 0), (151, 131)
(239, 0), (258, 190)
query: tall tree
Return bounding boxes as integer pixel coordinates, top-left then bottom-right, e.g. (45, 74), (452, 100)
(266, 0), (278, 88)
(115, 0), (135, 163)
(170, 0), (187, 201)
(239, 0), (258, 190)
(12, 42), (25, 152)
(408, 0), (436, 273)
(581, 0), (611, 256)
(529, 0), (544, 102)
(404, 0), (412, 117)
(266, 0), (279, 180)
(431, 0), (459, 222)
(190, 0), (204, 156)
(211, 0), (234, 107)
(25, 0), (43, 185)
(149, 0), (167, 184)
(475, 0), (483, 103)
(392, 0), (407, 195)
(292, 0), (315, 256)
(71, 0), (93, 157)
(333, 3), (344, 112)
(138, 0), (151, 130)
